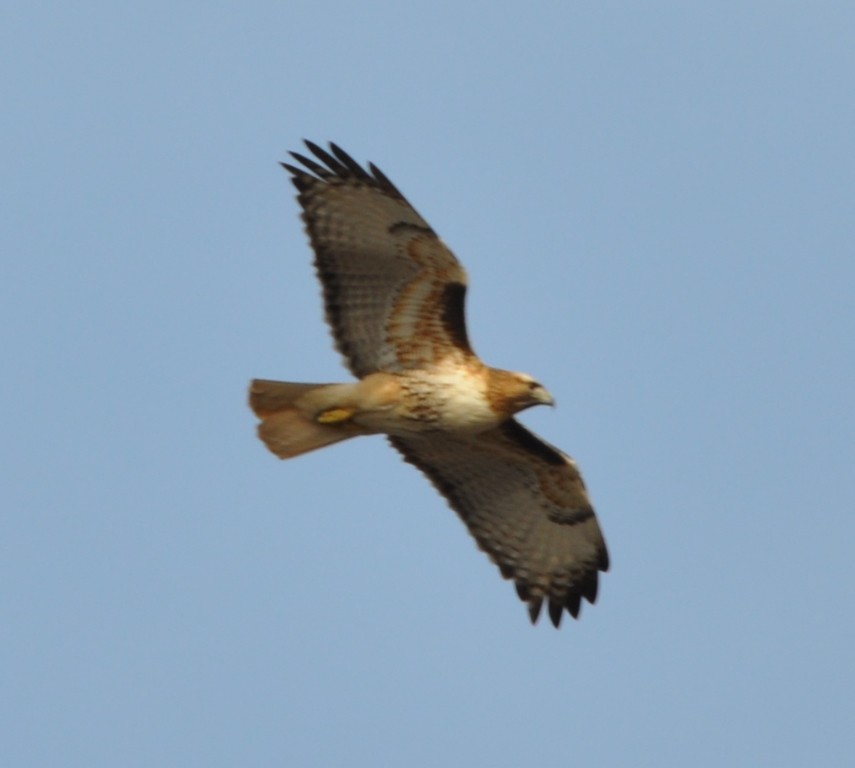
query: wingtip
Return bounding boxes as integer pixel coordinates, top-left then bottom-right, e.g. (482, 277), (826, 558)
(282, 141), (406, 199)
(599, 545), (611, 572)
(527, 597), (543, 625)
(302, 138), (325, 156)
(367, 161), (405, 199)
(580, 570), (600, 605)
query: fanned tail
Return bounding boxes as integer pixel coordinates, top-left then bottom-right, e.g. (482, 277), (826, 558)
(248, 379), (361, 459)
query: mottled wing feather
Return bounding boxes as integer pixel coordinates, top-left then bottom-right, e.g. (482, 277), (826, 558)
(284, 141), (473, 377)
(389, 420), (609, 627)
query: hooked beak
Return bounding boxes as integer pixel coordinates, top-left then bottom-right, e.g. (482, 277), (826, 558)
(534, 387), (556, 408)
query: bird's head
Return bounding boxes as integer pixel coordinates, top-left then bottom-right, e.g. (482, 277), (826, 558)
(489, 370), (555, 415)
(516, 373), (556, 410)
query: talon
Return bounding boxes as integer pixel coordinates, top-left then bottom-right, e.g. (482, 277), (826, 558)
(316, 407), (354, 425)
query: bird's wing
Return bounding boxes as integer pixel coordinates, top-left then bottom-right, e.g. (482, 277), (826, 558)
(284, 141), (475, 377)
(389, 419), (608, 627)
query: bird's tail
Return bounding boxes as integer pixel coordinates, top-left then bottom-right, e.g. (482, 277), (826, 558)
(248, 379), (364, 459)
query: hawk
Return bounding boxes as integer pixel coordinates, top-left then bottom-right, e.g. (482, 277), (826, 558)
(249, 141), (608, 627)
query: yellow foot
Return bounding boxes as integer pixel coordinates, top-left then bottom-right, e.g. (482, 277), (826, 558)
(315, 407), (354, 425)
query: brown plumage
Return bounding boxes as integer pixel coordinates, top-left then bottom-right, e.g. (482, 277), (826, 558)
(249, 141), (608, 626)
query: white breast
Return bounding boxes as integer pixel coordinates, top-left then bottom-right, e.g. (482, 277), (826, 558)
(380, 367), (500, 435)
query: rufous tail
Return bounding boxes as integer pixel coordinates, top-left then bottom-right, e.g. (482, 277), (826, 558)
(248, 379), (361, 459)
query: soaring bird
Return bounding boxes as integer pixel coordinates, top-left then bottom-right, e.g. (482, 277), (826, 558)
(249, 141), (608, 626)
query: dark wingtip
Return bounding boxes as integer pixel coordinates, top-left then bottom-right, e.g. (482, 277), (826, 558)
(548, 600), (564, 627)
(280, 161), (302, 176)
(368, 161), (406, 199)
(564, 592), (582, 619)
(302, 138), (326, 158)
(287, 150), (329, 178)
(281, 141), (404, 199)
(527, 597), (543, 625)
(599, 544), (611, 572)
(579, 571), (599, 605)
(303, 140), (348, 176)
(329, 142), (372, 180)
(280, 161), (314, 192)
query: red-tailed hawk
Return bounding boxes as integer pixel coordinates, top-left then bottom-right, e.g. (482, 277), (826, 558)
(249, 141), (608, 627)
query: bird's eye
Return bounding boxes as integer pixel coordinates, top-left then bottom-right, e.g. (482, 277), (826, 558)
(528, 381), (541, 390)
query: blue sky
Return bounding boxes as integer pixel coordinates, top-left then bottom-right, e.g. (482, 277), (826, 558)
(3, 2), (854, 766)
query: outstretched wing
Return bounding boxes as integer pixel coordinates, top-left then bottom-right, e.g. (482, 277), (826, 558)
(389, 420), (608, 627)
(283, 141), (475, 378)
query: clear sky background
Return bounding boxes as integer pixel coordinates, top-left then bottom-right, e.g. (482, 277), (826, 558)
(3, 2), (853, 766)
